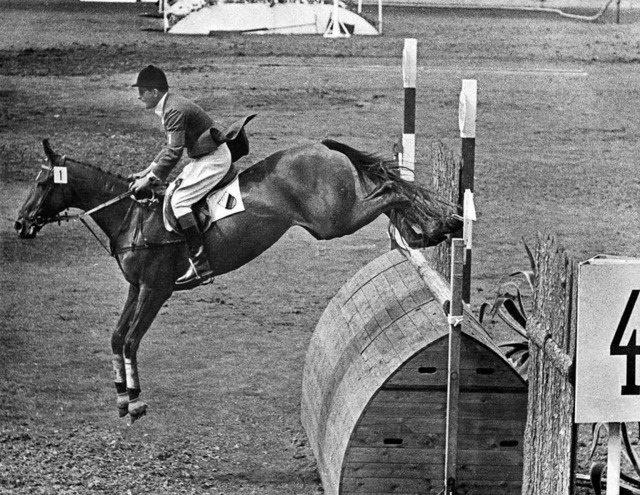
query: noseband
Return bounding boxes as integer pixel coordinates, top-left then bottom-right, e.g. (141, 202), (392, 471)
(29, 159), (65, 228)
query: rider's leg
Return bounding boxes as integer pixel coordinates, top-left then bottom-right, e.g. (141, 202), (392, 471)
(171, 145), (232, 285)
(174, 211), (213, 284)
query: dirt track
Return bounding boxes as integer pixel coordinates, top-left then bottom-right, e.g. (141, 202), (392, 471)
(1, 1), (640, 494)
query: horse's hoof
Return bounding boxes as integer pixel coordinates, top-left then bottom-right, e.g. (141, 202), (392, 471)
(116, 393), (129, 418)
(128, 409), (147, 425)
(128, 402), (148, 425)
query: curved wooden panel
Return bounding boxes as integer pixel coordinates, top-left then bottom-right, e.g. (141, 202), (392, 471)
(302, 250), (528, 495)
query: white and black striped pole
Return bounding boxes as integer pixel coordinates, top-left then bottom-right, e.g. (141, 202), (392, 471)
(400, 38), (417, 182)
(458, 79), (477, 305)
(390, 39), (416, 249)
(163, 0), (169, 33)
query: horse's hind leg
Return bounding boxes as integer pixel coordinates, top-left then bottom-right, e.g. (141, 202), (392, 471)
(123, 286), (172, 423)
(111, 284), (140, 418)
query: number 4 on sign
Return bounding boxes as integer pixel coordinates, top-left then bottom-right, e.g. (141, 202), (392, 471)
(610, 290), (640, 395)
(53, 166), (67, 184)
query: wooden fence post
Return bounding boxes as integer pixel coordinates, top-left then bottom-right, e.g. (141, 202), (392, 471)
(423, 144), (459, 280)
(521, 233), (579, 495)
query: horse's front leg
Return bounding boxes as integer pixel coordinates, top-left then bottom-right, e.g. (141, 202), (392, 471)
(123, 286), (172, 423)
(111, 284), (140, 418)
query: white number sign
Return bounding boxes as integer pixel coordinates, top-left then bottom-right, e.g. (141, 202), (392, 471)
(575, 257), (640, 423)
(53, 166), (68, 184)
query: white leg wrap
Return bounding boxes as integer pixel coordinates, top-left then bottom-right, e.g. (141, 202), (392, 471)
(124, 358), (139, 390)
(112, 355), (125, 384)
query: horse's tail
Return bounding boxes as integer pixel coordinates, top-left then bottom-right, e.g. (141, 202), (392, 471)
(321, 139), (402, 189)
(321, 139), (461, 247)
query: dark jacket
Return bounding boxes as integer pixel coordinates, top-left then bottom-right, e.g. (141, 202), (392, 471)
(151, 93), (216, 180)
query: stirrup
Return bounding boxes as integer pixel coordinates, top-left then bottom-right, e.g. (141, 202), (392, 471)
(175, 258), (213, 285)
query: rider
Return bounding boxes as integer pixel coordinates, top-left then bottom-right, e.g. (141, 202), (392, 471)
(129, 65), (232, 286)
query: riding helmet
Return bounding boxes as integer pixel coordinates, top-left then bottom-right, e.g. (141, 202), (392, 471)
(132, 65), (169, 91)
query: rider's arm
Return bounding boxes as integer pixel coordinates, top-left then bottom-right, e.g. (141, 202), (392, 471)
(150, 107), (186, 181)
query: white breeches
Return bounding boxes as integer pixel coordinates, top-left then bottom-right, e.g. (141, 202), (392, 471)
(171, 143), (232, 218)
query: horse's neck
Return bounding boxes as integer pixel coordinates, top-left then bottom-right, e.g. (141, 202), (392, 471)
(68, 161), (130, 240)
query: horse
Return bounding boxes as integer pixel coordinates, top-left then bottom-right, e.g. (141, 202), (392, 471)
(15, 138), (461, 423)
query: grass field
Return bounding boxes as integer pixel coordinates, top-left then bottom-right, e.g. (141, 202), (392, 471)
(1, 1), (639, 493)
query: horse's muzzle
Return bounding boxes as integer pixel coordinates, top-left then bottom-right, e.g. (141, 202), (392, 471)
(14, 218), (39, 239)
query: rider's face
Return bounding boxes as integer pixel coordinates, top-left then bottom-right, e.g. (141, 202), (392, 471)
(138, 87), (162, 110)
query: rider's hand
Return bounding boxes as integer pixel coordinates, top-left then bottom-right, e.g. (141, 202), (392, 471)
(129, 175), (154, 195)
(127, 171), (146, 181)
(128, 164), (155, 182)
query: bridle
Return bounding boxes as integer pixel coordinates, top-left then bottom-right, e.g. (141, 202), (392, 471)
(30, 161), (63, 228)
(29, 156), (133, 254)
(32, 156), (138, 225)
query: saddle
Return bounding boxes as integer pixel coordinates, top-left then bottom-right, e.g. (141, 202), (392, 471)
(162, 163), (243, 234)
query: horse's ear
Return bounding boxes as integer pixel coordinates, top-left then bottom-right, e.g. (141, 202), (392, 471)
(42, 139), (57, 165)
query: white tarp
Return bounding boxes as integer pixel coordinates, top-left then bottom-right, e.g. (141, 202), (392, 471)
(81, 0), (157, 3)
(169, 2), (379, 35)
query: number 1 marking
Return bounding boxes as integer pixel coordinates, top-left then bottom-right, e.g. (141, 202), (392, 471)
(53, 166), (67, 184)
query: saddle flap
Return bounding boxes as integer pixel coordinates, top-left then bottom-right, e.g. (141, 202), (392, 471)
(163, 177), (245, 234)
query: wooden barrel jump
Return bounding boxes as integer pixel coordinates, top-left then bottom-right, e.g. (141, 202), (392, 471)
(301, 249), (528, 495)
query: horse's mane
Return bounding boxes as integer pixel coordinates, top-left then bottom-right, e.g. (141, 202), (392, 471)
(63, 155), (129, 184)
(42, 138), (127, 183)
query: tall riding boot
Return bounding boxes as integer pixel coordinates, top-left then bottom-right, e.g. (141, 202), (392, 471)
(175, 213), (214, 285)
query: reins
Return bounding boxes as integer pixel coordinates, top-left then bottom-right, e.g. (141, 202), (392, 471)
(41, 190), (132, 256)
(45, 190), (132, 224)
(35, 156), (152, 256)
